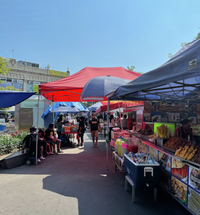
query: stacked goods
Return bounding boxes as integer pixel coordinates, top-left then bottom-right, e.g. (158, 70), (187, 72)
(111, 131), (120, 140)
(121, 142), (128, 157)
(70, 126), (77, 132)
(127, 137), (139, 153)
(156, 124), (172, 138)
(190, 168), (200, 190)
(171, 177), (187, 205)
(112, 128), (121, 132)
(127, 152), (157, 164)
(172, 159), (188, 180)
(188, 189), (200, 214)
(190, 147), (200, 164)
(175, 142), (198, 161)
(144, 102), (152, 112)
(64, 126), (71, 132)
(148, 133), (157, 139)
(127, 118), (134, 130)
(164, 137), (187, 151)
(138, 129), (154, 136)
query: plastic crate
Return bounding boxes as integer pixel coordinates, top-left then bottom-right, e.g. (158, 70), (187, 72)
(124, 154), (160, 188)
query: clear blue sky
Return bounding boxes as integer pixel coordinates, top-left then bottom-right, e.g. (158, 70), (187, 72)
(0, 0), (200, 75)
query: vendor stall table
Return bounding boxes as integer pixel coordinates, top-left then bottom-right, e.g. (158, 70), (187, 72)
(61, 132), (77, 145)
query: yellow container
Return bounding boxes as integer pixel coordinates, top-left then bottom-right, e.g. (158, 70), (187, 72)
(117, 141), (124, 157)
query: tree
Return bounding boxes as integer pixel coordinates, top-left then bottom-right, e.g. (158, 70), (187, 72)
(81, 102), (93, 108)
(0, 86), (20, 91)
(0, 57), (16, 91)
(0, 57), (18, 111)
(0, 57), (10, 75)
(127, 66), (135, 71)
(127, 65), (143, 74)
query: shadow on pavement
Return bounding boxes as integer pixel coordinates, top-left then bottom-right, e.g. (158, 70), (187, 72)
(0, 132), (191, 215)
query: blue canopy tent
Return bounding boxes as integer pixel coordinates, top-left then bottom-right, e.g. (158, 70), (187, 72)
(0, 91), (35, 108)
(41, 102), (86, 128)
(53, 106), (80, 114)
(111, 38), (200, 103)
(88, 102), (103, 112)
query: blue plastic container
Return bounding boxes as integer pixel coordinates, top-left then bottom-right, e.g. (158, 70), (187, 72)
(0, 124), (6, 131)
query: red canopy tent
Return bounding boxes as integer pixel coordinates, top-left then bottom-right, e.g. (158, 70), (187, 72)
(96, 101), (123, 113)
(39, 67), (141, 102)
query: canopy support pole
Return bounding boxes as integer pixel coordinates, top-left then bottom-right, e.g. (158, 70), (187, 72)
(182, 79), (185, 100)
(106, 98), (110, 170)
(36, 93), (40, 165)
(52, 95), (54, 123)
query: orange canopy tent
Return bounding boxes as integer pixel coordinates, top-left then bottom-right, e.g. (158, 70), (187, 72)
(39, 67), (140, 102)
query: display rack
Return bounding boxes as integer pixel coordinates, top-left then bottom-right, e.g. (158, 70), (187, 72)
(134, 135), (200, 215)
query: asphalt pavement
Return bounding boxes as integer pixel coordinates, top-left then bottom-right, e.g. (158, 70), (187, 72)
(0, 131), (190, 215)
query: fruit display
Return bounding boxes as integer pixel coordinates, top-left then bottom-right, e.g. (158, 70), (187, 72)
(175, 141), (199, 161)
(148, 133), (157, 139)
(156, 124), (172, 138)
(164, 137), (188, 151)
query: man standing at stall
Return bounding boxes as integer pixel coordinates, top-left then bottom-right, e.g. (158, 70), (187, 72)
(89, 114), (102, 148)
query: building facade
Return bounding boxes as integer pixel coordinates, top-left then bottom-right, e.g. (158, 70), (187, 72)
(0, 59), (70, 92)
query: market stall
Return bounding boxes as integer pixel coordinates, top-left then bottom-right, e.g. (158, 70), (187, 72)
(110, 101), (200, 213)
(61, 123), (78, 145)
(108, 38), (200, 214)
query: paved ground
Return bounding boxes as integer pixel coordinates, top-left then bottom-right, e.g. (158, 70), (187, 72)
(0, 132), (190, 215)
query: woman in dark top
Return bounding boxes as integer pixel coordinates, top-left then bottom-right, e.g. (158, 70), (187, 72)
(78, 116), (85, 146)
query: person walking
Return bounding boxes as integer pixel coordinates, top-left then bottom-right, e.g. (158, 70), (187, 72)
(89, 114), (102, 148)
(78, 116), (86, 146)
(122, 114), (128, 130)
(109, 114), (115, 141)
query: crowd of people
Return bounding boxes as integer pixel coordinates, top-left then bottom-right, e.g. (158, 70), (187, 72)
(23, 123), (63, 163)
(22, 112), (127, 163)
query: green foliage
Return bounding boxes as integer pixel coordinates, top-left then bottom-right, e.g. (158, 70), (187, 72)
(180, 42), (188, 47)
(81, 102), (92, 108)
(168, 53), (173, 59)
(2, 86), (20, 91)
(195, 31), (200, 40)
(127, 65), (135, 71)
(0, 57), (10, 75)
(0, 131), (28, 155)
